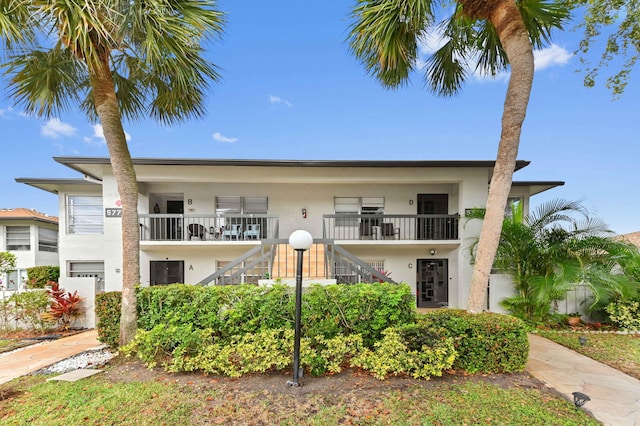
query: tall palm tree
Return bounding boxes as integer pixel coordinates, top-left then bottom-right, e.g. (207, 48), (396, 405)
(348, 0), (568, 312)
(1, 0), (224, 345)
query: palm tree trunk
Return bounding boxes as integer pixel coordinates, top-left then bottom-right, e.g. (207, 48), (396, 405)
(90, 55), (140, 345)
(465, 0), (534, 312)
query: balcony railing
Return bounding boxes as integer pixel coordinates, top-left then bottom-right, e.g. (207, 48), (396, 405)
(322, 214), (459, 241)
(139, 214), (279, 242)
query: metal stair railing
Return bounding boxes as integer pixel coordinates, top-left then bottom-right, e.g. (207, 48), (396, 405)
(326, 244), (397, 284)
(199, 245), (270, 285)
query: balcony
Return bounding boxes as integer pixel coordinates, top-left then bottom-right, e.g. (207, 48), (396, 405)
(322, 214), (459, 241)
(139, 214), (279, 242)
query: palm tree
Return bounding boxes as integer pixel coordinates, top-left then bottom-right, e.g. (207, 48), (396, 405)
(1, 0), (224, 345)
(348, 0), (568, 312)
(480, 199), (638, 322)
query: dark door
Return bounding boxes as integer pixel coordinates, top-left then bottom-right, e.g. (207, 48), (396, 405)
(150, 261), (184, 285)
(417, 194), (448, 239)
(166, 200), (184, 240)
(416, 259), (448, 308)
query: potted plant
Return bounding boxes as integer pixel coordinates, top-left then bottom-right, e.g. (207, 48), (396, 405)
(566, 313), (582, 326)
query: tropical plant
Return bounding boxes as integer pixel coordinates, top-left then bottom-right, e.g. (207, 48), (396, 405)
(347, 0), (569, 312)
(41, 282), (84, 330)
(1, 0), (225, 345)
(471, 199), (639, 323)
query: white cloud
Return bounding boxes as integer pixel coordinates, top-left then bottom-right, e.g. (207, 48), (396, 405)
(269, 95), (292, 107)
(534, 44), (572, 71)
(41, 118), (76, 139)
(84, 123), (131, 145)
(212, 132), (238, 143)
(0, 106), (14, 118)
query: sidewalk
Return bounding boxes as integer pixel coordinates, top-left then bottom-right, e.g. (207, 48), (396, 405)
(0, 329), (102, 385)
(527, 333), (640, 426)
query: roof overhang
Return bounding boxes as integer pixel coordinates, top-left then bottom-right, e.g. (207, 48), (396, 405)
(15, 178), (101, 194)
(512, 181), (565, 196)
(52, 156), (532, 181)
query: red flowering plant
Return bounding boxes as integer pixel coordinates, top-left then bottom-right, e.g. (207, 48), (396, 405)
(41, 282), (84, 330)
(373, 269), (392, 283)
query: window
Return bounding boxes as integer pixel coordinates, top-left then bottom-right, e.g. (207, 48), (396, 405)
(67, 195), (103, 234)
(38, 228), (58, 252)
(334, 197), (360, 226)
(334, 197), (384, 226)
(4, 269), (27, 291)
(69, 261), (104, 292)
(215, 196), (268, 215)
(6, 226), (30, 250)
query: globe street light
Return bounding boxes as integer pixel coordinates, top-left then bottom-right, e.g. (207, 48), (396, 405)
(287, 230), (313, 387)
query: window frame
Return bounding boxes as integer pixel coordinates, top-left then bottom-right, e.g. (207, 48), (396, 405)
(66, 195), (104, 235)
(38, 227), (58, 252)
(6, 226), (31, 251)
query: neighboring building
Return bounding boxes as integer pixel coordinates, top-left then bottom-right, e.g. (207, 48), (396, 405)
(0, 208), (59, 292)
(17, 157), (562, 325)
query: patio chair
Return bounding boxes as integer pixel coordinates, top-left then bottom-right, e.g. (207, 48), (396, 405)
(243, 224), (261, 240)
(359, 221), (376, 240)
(187, 224), (206, 240)
(380, 223), (400, 240)
(222, 223), (242, 240)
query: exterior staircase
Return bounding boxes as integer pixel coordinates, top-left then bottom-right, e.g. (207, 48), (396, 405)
(271, 243), (327, 279)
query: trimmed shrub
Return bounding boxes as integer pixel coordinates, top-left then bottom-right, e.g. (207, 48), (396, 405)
(135, 283), (414, 343)
(27, 266), (60, 289)
(417, 309), (529, 374)
(303, 283), (415, 345)
(95, 292), (122, 348)
(178, 328), (294, 377)
(606, 300), (640, 330)
(351, 324), (456, 380)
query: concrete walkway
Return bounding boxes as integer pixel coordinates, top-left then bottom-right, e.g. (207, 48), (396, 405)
(527, 333), (640, 426)
(0, 329), (102, 385)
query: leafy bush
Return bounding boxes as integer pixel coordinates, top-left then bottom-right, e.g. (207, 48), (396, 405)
(122, 324), (212, 370)
(417, 310), (529, 374)
(351, 324), (456, 380)
(95, 292), (122, 348)
(606, 300), (640, 330)
(27, 266), (60, 289)
(302, 334), (365, 376)
(303, 283), (415, 345)
(41, 282), (84, 329)
(5, 290), (53, 332)
(135, 283), (414, 344)
(178, 328), (293, 377)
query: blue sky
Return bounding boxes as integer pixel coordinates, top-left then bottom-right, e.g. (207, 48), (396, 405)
(1, 1), (637, 234)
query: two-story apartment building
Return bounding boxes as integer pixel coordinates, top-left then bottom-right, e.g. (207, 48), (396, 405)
(17, 157), (562, 324)
(0, 208), (59, 293)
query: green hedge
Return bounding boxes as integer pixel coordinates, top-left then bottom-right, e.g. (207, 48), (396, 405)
(95, 292), (122, 348)
(26, 266), (60, 289)
(417, 309), (529, 373)
(98, 283), (415, 347)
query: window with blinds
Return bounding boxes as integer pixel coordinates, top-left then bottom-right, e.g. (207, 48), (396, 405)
(6, 226), (30, 251)
(38, 228), (58, 252)
(215, 196), (268, 214)
(67, 195), (103, 234)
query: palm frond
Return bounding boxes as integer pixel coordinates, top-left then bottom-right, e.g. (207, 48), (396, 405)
(517, 0), (569, 49)
(4, 44), (87, 117)
(348, 0), (434, 88)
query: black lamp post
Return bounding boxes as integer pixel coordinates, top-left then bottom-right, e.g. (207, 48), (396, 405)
(287, 230), (313, 387)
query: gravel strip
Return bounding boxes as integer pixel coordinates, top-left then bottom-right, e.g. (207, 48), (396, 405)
(32, 349), (116, 375)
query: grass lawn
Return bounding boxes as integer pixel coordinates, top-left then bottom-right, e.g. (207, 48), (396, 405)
(0, 363), (598, 425)
(535, 331), (640, 380)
